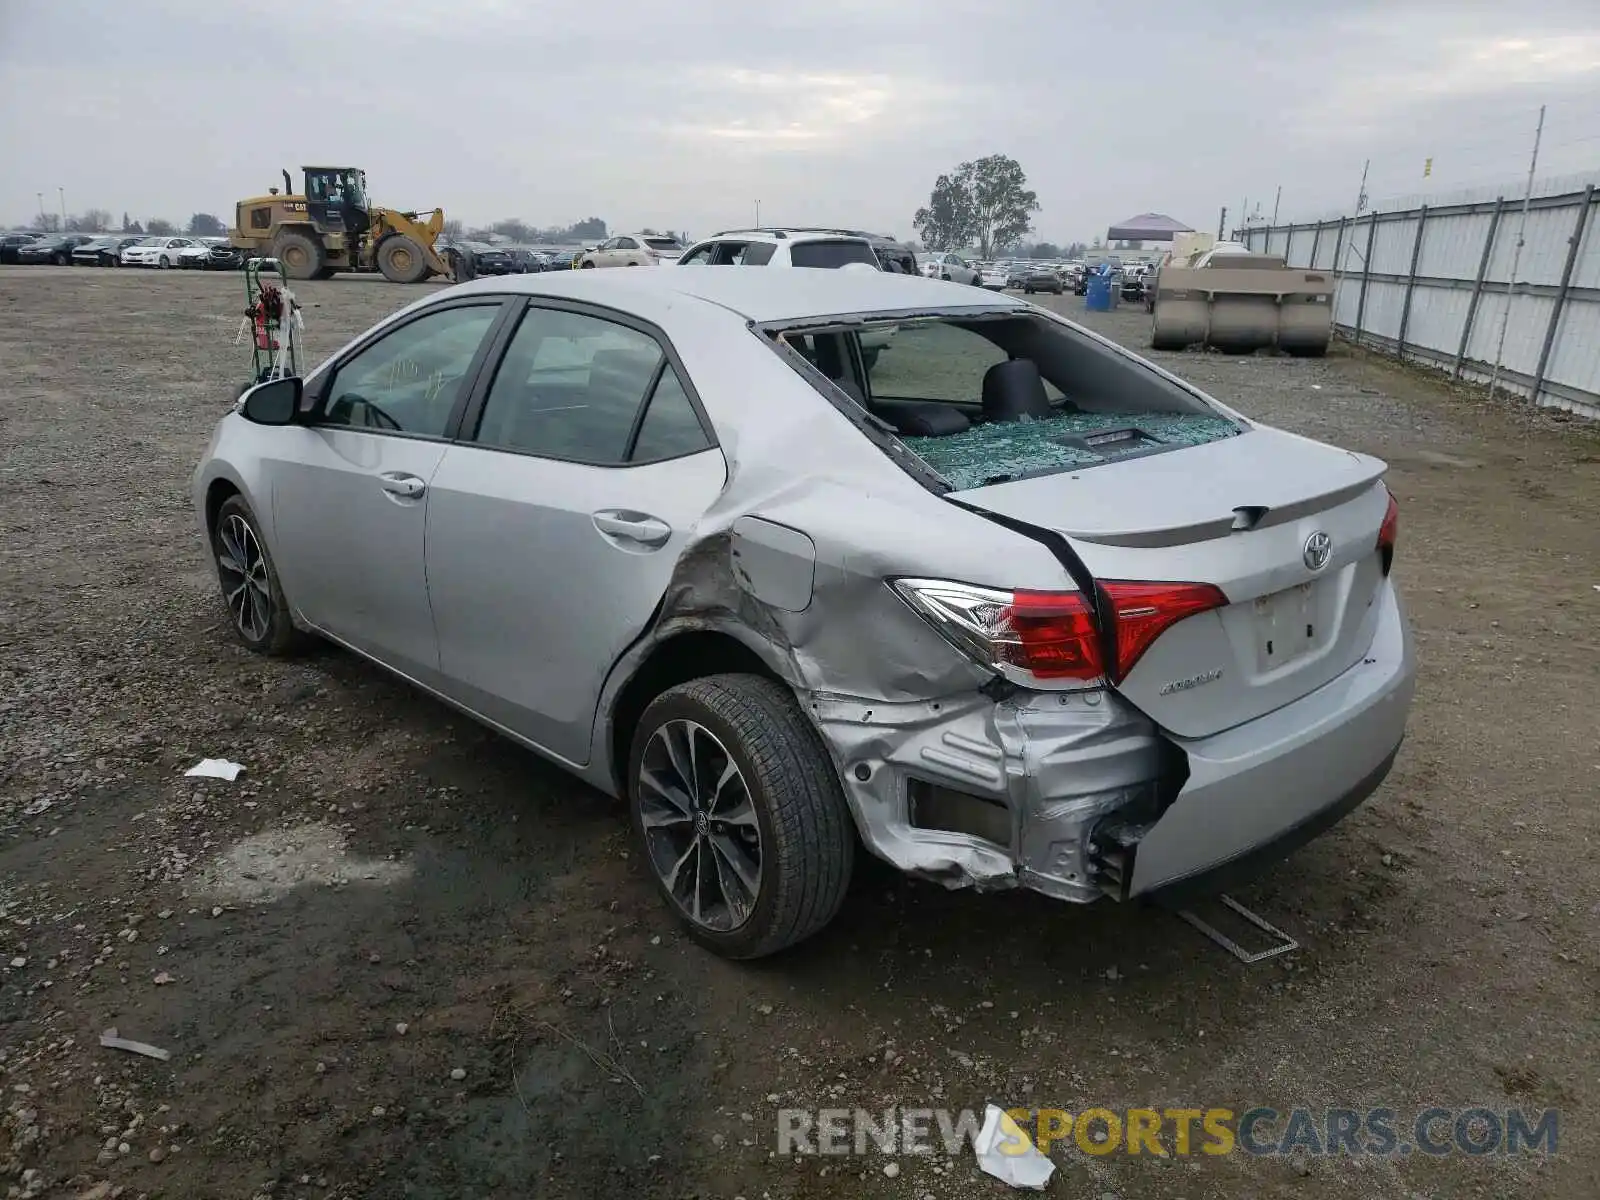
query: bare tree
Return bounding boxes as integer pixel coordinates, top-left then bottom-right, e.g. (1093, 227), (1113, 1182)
(66, 208), (113, 232)
(33, 213), (62, 233)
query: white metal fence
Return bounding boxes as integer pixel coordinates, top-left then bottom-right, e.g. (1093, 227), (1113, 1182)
(1241, 175), (1600, 419)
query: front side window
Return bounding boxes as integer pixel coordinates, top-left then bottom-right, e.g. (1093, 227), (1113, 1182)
(472, 307), (671, 464)
(320, 304), (501, 437)
(678, 244), (713, 265)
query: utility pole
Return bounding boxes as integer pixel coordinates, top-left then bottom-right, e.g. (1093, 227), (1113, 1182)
(58, 187), (66, 225)
(1488, 104), (1545, 402)
(755, 200), (761, 226)
(36, 192), (44, 225)
(1272, 185), (1282, 225)
(1217, 206), (1227, 241)
(1343, 159), (1371, 274)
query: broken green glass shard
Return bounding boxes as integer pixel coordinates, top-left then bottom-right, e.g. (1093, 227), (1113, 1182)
(903, 412), (1243, 491)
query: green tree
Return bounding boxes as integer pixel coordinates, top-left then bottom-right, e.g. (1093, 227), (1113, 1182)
(914, 155), (1040, 258)
(147, 218), (177, 236)
(912, 172), (973, 251)
(567, 217), (607, 240)
(187, 212), (225, 236)
(1028, 242), (1060, 259)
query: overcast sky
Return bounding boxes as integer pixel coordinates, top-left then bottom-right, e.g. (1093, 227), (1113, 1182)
(3, 0), (1598, 243)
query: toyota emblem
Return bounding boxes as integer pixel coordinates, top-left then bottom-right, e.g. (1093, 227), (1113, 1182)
(1302, 530), (1332, 571)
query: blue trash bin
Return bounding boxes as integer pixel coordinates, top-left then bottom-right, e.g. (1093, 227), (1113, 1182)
(1085, 274), (1115, 312)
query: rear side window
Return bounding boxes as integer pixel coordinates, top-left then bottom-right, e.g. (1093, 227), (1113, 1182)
(472, 307), (688, 465)
(741, 241), (775, 265)
(630, 369), (713, 461)
(644, 237), (683, 252)
(789, 240), (879, 269)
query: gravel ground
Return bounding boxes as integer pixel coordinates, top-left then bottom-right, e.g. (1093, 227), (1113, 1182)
(1, 267), (1597, 1200)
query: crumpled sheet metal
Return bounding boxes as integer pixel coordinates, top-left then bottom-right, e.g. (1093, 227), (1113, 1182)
(813, 686), (1165, 898)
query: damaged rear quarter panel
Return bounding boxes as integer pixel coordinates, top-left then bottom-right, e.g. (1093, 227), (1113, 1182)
(586, 308), (1166, 895)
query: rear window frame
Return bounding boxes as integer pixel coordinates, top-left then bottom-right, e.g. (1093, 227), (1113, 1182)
(753, 307), (1245, 491)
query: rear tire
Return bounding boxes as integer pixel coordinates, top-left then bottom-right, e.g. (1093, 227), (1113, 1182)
(271, 231), (324, 280)
(377, 236), (430, 284)
(581, 259), (597, 268)
(211, 495), (309, 657)
(56, 252), (70, 266)
(628, 674), (855, 959)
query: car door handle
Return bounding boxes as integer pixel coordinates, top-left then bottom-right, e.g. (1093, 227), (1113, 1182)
(592, 510), (672, 548)
(379, 472), (426, 499)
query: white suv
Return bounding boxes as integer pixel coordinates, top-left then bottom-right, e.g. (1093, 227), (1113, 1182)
(674, 228), (885, 269)
(675, 228), (898, 360)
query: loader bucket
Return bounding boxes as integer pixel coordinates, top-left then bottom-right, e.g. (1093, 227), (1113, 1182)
(1150, 256), (1334, 355)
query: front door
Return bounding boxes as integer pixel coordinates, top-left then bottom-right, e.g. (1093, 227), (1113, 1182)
(268, 300), (507, 681)
(424, 303), (726, 765)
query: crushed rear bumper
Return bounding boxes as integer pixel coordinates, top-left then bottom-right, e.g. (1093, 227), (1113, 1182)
(815, 582), (1415, 905)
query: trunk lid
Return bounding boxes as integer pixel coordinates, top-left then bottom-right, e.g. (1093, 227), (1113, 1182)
(952, 426), (1391, 738)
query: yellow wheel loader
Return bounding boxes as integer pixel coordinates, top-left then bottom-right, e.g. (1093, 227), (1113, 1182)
(230, 167), (463, 283)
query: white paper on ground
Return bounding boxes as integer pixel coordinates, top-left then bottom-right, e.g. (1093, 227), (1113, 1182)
(973, 1103), (1056, 1190)
(185, 758), (245, 781)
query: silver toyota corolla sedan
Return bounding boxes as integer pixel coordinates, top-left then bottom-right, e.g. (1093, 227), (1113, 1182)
(192, 268), (1414, 958)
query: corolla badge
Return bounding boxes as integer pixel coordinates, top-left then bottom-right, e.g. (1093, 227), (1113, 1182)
(1302, 530), (1332, 571)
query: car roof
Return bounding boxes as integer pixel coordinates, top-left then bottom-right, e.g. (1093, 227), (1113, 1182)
(442, 264), (1027, 325)
(701, 227), (876, 245)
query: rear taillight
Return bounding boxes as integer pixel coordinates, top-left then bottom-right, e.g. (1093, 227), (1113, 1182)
(891, 577), (1228, 688)
(1377, 489), (1399, 574)
(1099, 581), (1229, 682)
(890, 580), (1103, 684)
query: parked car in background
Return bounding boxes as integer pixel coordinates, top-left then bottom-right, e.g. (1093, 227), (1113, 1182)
(920, 251), (981, 286)
(196, 267), (1413, 959)
(677, 228), (884, 270)
(461, 242), (516, 275)
(674, 227), (898, 362)
(1022, 264), (1064, 295)
(573, 233), (686, 268)
(977, 262), (1009, 290)
(866, 236), (918, 275)
(505, 248), (547, 273)
(71, 235), (142, 267)
(121, 236), (200, 268)
(206, 242), (249, 271)
(178, 237), (230, 268)
(1, 232), (41, 264)
(544, 249), (578, 270)
(17, 234), (96, 265)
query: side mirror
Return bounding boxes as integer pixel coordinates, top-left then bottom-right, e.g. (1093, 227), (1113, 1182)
(239, 376), (302, 425)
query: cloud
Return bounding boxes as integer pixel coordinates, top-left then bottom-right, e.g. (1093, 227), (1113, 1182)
(2, 0), (1597, 240)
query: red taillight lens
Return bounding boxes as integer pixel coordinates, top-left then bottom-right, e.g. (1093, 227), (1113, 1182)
(1377, 490), (1399, 573)
(1007, 590), (1104, 679)
(1100, 580), (1229, 683)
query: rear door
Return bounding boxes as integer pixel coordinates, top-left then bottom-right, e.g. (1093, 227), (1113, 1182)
(424, 301), (727, 765)
(951, 427), (1390, 738)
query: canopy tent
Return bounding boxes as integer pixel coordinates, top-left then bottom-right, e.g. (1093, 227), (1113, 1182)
(1106, 213), (1194, 243)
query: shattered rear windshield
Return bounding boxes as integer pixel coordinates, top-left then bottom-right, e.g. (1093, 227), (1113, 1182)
(903, 413), (1242, 490)
(771, 313), (1242, 489)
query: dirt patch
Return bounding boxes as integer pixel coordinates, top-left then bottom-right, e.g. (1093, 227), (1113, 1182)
(0, 268), (1596, 1199)
(199, 823), (414, 904)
